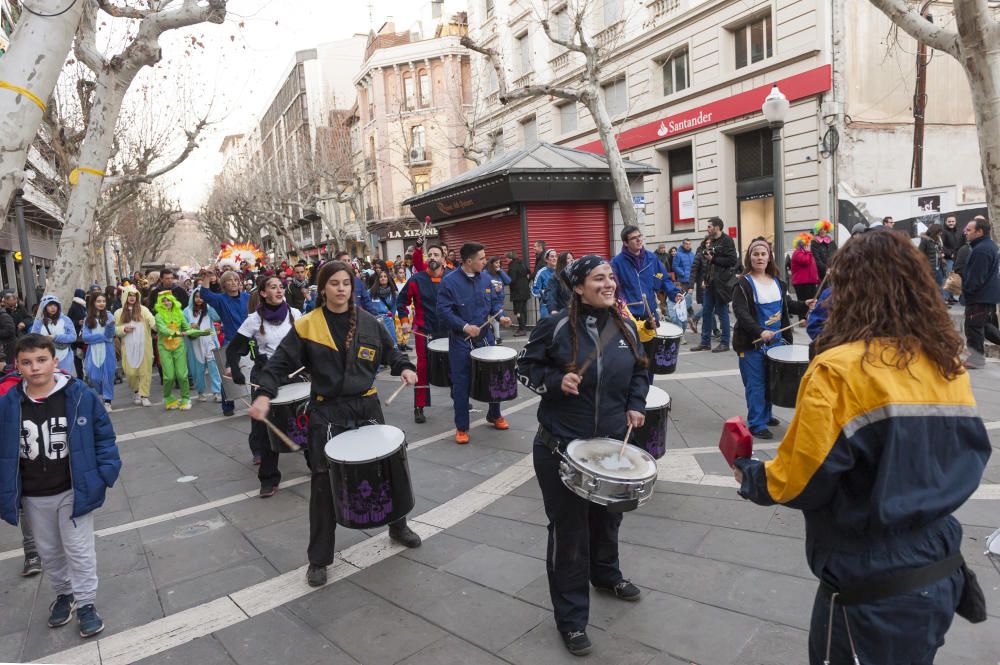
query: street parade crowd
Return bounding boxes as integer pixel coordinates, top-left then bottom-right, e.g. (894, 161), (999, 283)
(0, 215), (997, 662)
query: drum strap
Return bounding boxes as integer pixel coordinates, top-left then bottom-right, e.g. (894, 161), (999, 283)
(536, 426), (567, 454)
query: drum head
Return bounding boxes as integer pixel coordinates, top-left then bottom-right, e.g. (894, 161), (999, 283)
(271, 382), (312, 405)
(566, 438), (656, 480)
(766, 345), (810, 363)
(656, 322), (684, 339)
(427, 338), (449, 352)
(470, 346), (517, 361)
(325, 424), (405, 463)
(645, 385), (671, 410)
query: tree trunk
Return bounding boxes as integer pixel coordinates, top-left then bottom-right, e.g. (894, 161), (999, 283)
(0, 0), (85, 216)
(584, 93), (637, 229)
(961, 48), (1000, 229)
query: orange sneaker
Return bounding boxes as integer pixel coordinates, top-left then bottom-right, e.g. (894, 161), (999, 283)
(455, 430), (470, 444)
(489, 416), (510, 430)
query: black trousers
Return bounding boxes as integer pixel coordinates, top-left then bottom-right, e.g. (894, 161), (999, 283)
(964, 303), (1000, 363)
(305, 393), (405, 566)
(512, 299), (528, 330)
(249, 364), (281, 488)
(533, 439), (624, 633)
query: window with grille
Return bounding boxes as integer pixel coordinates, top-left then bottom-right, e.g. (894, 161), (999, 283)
(602, 77), (627, 116)
(734, 128), (774, 181)
(661, 49), (689, 96)
(734, 14), (772, 70)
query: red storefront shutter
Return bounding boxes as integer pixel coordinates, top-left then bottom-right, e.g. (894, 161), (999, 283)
(526, 202), (611, 260)
(438, 213), (524, 261)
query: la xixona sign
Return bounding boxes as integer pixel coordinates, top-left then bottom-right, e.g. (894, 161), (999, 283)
(386, 227), (438, 240)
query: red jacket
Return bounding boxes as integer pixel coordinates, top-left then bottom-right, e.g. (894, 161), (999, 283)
(790, 248), (819, 286)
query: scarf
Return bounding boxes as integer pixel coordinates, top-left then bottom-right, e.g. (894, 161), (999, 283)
(260, 300), (290, 325)
(373, 285), (394, 303)
(620, 246), (644, 271)
(289, 277), (309, 290)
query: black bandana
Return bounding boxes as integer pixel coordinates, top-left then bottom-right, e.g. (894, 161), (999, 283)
(562, 254), (607, 288)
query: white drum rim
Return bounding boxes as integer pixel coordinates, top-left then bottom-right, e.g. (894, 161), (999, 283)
(470, 346), (517, 361)
(271, 381), (312, 405)
(565, 437), (657, 480)
(766, 344), (811, 362)
(325, 424), (405, 463)
(427, 338), (449, 352)
(655, 322), (684, 339)
(645, 385), (671, 410)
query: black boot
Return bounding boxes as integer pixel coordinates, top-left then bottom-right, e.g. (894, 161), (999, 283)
(388, 519), (422, 548)
(414, 407), (426, 424)
(306, 564), (327, 587)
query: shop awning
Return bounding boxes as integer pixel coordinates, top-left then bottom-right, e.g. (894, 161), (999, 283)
(403, 142), (658, 225)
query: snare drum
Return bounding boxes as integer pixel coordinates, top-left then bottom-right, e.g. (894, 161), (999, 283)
(634, 386), (671, 458)
(426, 338), (451, 388)
(766, 345), (810, 409)
(558, 438), (657, 512)
(469, 346), (518, 402)
(267, 382), (311, 453)
(324, 424), (415, 529)
(645, 322), (684, 374)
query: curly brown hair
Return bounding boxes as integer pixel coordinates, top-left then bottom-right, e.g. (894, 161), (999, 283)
(815, 229), (965, 379)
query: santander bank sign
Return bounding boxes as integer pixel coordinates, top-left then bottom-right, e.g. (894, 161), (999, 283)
(576, 65), (832, 154)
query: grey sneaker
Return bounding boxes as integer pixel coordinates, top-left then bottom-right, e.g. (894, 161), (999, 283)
(21, 553), (41, 577)
(561, 630), (592, 656)
(306, 564), (327, 587)
(77, 603), (104, 638)
(48, 594), (76, 627)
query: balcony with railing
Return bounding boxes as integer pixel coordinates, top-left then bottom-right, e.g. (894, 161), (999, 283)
(549, 51), (572, 73)
(647, 0), (685, 23)
(513, 71), (535, 88)
(594, 20), (624, 49)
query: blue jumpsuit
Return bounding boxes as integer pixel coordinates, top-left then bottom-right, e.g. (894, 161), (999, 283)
(736, 275), (784, 433)
(82, 319), (117, 401)
(437, 268), (503, 431)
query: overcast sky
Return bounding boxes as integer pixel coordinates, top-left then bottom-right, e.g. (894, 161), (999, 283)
(161, 0), (425, 210)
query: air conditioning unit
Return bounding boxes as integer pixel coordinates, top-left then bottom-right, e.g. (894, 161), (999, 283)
(410, 147), (425, 163)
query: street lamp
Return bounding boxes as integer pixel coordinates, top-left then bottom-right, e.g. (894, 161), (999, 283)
(762, 84), (789, 270)
(8, 169), (38, 312)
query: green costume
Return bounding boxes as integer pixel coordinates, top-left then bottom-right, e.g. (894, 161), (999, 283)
(154, 292), (191, 408)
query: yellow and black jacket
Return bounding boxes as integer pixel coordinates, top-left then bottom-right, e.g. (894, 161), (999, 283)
(256, 307), (414, 401)
(736, 340), (990, 582)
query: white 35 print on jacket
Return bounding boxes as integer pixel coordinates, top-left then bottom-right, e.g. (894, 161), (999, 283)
(19, 417), (69, 461)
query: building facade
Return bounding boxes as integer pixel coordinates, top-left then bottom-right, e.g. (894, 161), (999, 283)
(465, 0), (983, 257)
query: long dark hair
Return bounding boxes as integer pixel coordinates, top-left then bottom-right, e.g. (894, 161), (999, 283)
(85, 293), (109, 329)
(316, 260), (358, 350)
(742, 237), (780, 278)
(255, 275), (294, 336)
(565, 291), (646, 373)
(816, 230), (964, 379)
(369, 269), (397, 302)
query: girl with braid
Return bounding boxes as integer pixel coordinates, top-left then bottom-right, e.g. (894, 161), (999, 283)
(516, 255), (650, 657)
(249, 261), (419, 588)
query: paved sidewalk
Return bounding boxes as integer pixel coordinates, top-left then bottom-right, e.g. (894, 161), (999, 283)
(1, 332), (998, 664)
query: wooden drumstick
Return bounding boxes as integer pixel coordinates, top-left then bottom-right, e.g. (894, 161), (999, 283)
(239, 398), (301, 452)
(288, 366), (306, 379)
(751, 270), (832, 346)
(464, 311), (502, 341)
(410, 329), (429, 338)
(752, 321), (799, 346)
(619, 424), (634, 458)
(384, 381), (411, 405)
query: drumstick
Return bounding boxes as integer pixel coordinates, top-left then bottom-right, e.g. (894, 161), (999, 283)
(752, 321), (800, 345)
(464, 311), (502, 341)
(384, 381), (411, 405)
(618, 424), (634, 458)
(410, 330), (429, 338)
(239, 398), (301, 452)
(750, 271), (832, 346)
(288, 366), (306, 379)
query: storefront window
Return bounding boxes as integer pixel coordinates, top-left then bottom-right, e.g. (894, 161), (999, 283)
(668, 147), (695, 233)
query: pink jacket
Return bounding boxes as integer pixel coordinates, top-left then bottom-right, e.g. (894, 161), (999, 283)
(790, 248), (819, 285)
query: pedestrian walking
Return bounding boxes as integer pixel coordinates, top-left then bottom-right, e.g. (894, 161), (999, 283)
(68, 289), (87, 379)
(114, 286), (155, 406)
(790, 232), (820, 304)
(732, 230), (990, 665)
(81, 293), (117, 411)
(691, 218), (737, 352)
(1, 334), (122, 639)
(365, 270), (399, 347)
(284, 261), (309, 311)
(543, 252), (574, 316)
(505, 251), (531, 336)
(610, 225), (683, 336)
(532, 249), (558, 318)
(810, 220), (838, 281)
(960, 216), (1000, 369)
(942, 215), (963, 274)
(918, 222), (947, 291)
(153, 292), (192, 411)
(486, 256), (512, 341)
(32, 295), (77, 376)
(198, 271), (250, 417)
(184, 289), (222, 402)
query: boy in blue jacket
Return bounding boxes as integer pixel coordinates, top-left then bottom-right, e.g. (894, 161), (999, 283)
(0, 334), (121, 639)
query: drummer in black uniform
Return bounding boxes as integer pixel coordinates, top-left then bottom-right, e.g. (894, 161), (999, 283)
(249, 261), (420, 588)
(516, 255), (649, 657)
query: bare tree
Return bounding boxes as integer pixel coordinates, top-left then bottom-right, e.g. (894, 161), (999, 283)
(45, 0), (227, 306)
(112, 185), (182, 271)
(867, 0), (1000, 229)
(461, 0), (639, 225)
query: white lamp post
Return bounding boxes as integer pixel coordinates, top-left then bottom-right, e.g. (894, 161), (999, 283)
(762, 85), (790, 268)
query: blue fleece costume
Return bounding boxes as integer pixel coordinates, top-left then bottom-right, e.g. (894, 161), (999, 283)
(184, 300), (222, 396)
(437, 267), (504, 431)
(31, 295), (77, 375)
(82, 316), (117, 402)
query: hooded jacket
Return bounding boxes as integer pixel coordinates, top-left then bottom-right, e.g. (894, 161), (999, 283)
(0, 376), (121, 524)
(672, 246), (695, 283)
(154, 292), (190, 351)
(31, 295), (78, 373)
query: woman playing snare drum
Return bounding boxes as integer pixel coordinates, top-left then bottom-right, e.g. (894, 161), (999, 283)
(516, 255), (649, 657)
(249, 261), (418, 588)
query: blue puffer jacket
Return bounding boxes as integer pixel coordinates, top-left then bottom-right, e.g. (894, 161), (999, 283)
(0, 378), (121, 524)
(610, 247), (681, 322)
(672, 247), (695, 283)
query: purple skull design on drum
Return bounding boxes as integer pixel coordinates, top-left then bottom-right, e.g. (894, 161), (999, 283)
(644, 423), (666, 458)
(655, 340), (679, 368)
(489, 369), (518, 401)
(337, 479), (394, 525)
(282, 410), (309, 448)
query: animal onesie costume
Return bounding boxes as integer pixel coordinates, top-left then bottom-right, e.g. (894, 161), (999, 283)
(184, 300), (222, 397)
(31, 295), (77, 375)
(114, 286), (155, 399)
(153, 292), (191, 408)
(82, 312), (117, 402)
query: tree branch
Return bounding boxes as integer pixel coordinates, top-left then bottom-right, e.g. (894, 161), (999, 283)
(102, 118), (207, 191)
(96, 0), (152, 19)
(74, 0), (108, 73)
(461, 35), (581, 104)
(867, 0), (961, 57)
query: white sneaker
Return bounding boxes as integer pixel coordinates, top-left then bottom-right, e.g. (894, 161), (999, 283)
(212, 393), (222, 402)
(133, 393), (141, 405)
(104, 401), (113, 412)
(198, 393), (208, 402)
(140, 397), (152, 407)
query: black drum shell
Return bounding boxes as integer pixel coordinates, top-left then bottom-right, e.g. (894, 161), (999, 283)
(767, 354), (809, 409)
(644, 336), (680, 375)
(470, 355), (518, 402)
(634, 401), (670, 459)
(326, 446), (415, 529)
(427, 343), (452, 388)
(267, 396), (309, 453)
